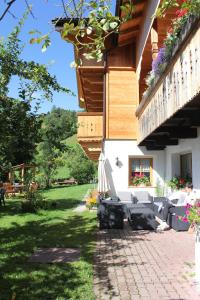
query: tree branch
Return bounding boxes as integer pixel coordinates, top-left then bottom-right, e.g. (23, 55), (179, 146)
(0, 0), (17, 21)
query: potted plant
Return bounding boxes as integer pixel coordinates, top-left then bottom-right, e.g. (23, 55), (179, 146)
(86, 196), (97, 210)
(131, 173), (151, 187)
(179, 201), (200, 289)
(168, 176), (186, 191)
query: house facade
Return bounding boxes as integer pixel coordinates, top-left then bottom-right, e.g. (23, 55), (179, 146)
(56, 0), (200, 196)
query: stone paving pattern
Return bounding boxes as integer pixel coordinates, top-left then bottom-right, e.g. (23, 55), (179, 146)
(93, 222), (200, 300)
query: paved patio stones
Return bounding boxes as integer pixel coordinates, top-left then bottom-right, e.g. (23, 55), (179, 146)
(29, 248), (80, 263)
(93, 222), (200, 300)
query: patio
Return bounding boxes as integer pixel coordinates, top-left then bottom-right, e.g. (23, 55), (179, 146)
(93, 222), (200, 300)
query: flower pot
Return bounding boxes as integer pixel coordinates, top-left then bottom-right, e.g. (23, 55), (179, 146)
(195, 224), (200, 292)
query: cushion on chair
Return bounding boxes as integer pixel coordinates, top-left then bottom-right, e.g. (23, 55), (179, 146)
(117, 191), (133, 203)
(133, 191), (152, 202)
(132, 191), (153, 209)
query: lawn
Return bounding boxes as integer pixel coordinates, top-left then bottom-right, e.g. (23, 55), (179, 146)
(52, 135), (77, 180)
(0, 184), (97, 300)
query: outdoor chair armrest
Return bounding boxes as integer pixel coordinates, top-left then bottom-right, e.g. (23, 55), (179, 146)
(153, 197), (168, 203)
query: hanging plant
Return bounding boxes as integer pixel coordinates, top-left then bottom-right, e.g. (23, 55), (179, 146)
(30, 0), (134, 64)
(143, 0), (200, 97)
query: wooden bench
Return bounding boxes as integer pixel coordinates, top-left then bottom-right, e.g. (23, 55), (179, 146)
(56, 179), (77, 186)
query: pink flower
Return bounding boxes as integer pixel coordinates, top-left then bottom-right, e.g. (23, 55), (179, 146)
(176, 215), (179, 220)
(185, 210), (190, 215)
(182, 217), (189, 223)
(185, 203), (192, 209)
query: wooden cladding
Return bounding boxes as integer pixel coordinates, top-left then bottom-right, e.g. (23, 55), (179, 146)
(137, 21), (200, 144)
(77, 112), (103, 140)
(77, 112), (103, 161)
(107, 44), (135, 68)
(106, 69), (138, 139)
(77, 66), (104, 112)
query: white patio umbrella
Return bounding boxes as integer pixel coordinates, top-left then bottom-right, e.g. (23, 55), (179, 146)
(97, 152), (110, 194)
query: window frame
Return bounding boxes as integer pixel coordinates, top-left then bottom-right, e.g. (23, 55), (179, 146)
(128, 157), (153, 187)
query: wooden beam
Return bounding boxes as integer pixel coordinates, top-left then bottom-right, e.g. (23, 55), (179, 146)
(118, 27), (140, 46)
(77, 112), (103, 117)
(154, 127), (197, 139)
(140, 137), (178, 146)
(119, 12), (143, 33)
(146, 145), (165, 151)
(84, 85), (103, 93)
(82, 79), (103, 87)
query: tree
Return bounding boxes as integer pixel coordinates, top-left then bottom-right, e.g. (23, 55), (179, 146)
(0, 97), (41, 179)
(35, 107), (77, 188)
(67, 144), (97, 184)
(0, 11), (71, 105)
(0, 14), (72, 178)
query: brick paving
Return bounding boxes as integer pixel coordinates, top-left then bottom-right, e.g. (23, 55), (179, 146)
(93, 222), (200, 300)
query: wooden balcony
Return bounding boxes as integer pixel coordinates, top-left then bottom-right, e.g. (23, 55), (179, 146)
(77, 112), (103, 160)
(136, 18), (200, 149)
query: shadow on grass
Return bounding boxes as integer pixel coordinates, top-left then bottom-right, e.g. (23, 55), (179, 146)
(0, 199), (96, 300)
(0, 197), (82, 217)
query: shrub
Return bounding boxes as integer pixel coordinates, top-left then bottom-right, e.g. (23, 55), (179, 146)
(67, 144), (97, 184)
(21, 190), (48, 213)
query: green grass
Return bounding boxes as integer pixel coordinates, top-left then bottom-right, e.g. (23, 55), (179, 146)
(63, 135), (77, 147)
(0, 184), (97, 300)
(53, 135), (77, 180)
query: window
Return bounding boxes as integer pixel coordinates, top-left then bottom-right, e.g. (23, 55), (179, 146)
(180, 153), (192, 181)
(129, 157), (153, 186)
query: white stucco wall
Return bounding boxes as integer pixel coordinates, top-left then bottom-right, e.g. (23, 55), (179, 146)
(165, 128), (200, 189)
(103, 130), (200, 196)
(103, 140), (165, 196)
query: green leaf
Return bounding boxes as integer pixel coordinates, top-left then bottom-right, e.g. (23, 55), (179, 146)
(109, 22), (118, 29)
(102, 22), (110, 31)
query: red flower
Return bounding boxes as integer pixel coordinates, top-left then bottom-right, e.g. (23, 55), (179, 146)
(179, 178), (185, 184)
(176, 8), (189, 18)
(167, 26), (173, 34)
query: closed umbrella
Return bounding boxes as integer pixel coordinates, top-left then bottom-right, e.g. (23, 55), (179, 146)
(97, 152), (110, 194)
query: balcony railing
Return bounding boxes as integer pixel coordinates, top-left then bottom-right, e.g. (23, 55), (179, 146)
(77, 112), (103, 140)
(137, 19), (200, 144)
